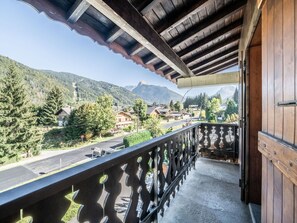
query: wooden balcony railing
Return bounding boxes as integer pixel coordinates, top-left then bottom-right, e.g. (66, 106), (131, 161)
(0, 122), (239, 223)
(198, 123), (239, 162)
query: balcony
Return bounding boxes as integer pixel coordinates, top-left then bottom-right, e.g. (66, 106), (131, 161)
(0, 123), (246, 223)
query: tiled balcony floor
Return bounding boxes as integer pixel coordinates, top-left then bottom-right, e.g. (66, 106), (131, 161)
(160, 158), (252, 223)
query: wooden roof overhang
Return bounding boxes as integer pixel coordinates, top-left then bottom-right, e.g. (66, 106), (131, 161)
(20, 0), (247, 83)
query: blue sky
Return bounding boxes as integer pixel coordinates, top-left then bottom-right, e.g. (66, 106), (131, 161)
(0, 0), (238, 97)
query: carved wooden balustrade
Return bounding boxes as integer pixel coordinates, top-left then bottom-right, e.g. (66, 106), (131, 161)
(0, 124), (199, 223)
(198, 123), (239, 162)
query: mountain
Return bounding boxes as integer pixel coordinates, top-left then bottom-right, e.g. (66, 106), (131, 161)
(0, 55), (140, 106)
(126, 82), (183, 104)
(214, 86), (237, 101)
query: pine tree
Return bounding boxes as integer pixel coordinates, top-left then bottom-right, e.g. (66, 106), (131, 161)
(0, 65), (41, 163)
(39, 87), (63, 126)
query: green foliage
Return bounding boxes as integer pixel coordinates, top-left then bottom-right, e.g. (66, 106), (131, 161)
(133, 99), (147, 122)
(165, 127), (173, 134)
(174, 101), (182, 112)
(206, 98), (221, 122)
(0, 65), (41, 163)
(225, 99), (238, 117)
(233, 88), (239, 104)
(65, 94), (116, 140)
(39, 87), (63, 126)
(144, 116), (164, 138)
(95, 94), (116, 136)
(65, 103), (99, 140)
(123, 125), (134, 132)
(169, 100), (174, 110)
(183, 93), (208, 110)
(123, 131), (152, 147)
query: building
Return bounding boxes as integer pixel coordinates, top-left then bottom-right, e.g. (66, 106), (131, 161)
(146, 106), (160, 117)
(1, 1), (297, 223)
(115, 111), (134, 129)
(55, 107), (72, 126)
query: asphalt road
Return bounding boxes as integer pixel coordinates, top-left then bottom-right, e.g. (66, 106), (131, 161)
(0, 120), (188, 192)
(0, 136), (124, 192)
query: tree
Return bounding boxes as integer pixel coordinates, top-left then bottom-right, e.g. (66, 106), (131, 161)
(65, 103), (98, 140)
(95, 94), (116, 137)
(144, 116), (164, 138)
(169, 100), (174, 111)
(206, 98), (221, 122)
(233, 88), (239, 104)
(133, 99), (147, 132)
(39, 87), (63, 126)
(66, 95), (116, 139)
(0, 65), (41, 162)
(174, 101), (182, 112)
(225, 99), (238, 117)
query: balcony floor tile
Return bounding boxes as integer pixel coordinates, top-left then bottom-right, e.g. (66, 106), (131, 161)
(160, 158), (252, 223)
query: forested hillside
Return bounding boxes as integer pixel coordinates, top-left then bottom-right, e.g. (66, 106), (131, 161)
(0, 55), (140, 106)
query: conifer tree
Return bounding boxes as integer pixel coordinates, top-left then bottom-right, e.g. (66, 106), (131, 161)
(40, 87), (63, 126)
(0, 65), (41, 163)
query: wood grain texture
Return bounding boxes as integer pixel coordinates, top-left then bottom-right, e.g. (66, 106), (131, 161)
(267, 0), (275, 136)
(258, 132), (297, 186)
(283, 175), (294, 223)
(283, 0), (295, 144)
(273, 166), (283, 223)
(273, 0), (283, 139)
(262, 0), (268, 132)
(267, 160), (274, 223)
(262, 156), (268, 222)
(248, 39), (262, 204)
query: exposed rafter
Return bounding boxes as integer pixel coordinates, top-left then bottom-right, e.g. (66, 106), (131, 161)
(177, 18), (243, 57)
(106, 26), (125, 43)
(106, 0), (160, 44)
(168, 0), (247, 47)
(67, 0), (90, 23)
(155, 0), (209, 34)
(155, 61), (167, 70)
(86, 0), (193, 77)
(142, 53), (159, 64)
(197, 60), (238, 76)
(184, 33), (240, 64)
(189, 46), (238, 70)
(171, 73), (181, 79)
(194, 54), (238, 75)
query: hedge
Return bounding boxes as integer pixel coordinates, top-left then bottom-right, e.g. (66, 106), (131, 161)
(123, 130), (152, 147)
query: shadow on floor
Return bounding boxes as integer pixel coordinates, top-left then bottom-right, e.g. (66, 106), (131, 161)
(160, 158), (252, 223)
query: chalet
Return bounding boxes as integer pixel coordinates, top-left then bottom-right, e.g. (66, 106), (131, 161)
(115, 111), (134, 129)
(1, 1), (297, 223)
(146, 106), (160, 117)
(55, 107), (72, 126)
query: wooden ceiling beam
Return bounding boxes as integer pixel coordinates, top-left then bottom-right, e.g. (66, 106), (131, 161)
(189, 46), (238, 70)
(155, 0), (209, 34)
(168, 0), (247, 47)
(184, 33), (240, 64)
(178, 18), (243, 57)
(197, 60), (238, 76)
(86, 0), (193, 77)
(106, 0), (159, 44)
(67, 0), (90, 23)
(194, 54), (238, 74)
